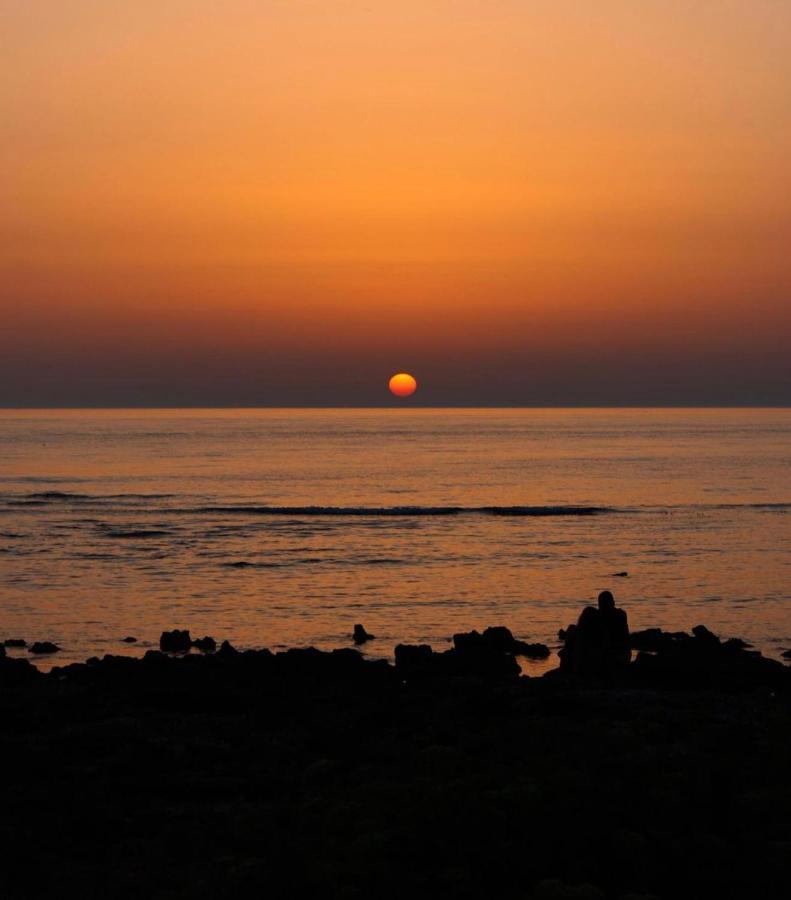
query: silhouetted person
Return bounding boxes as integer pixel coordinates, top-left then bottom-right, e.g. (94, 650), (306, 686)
(597, 590), (630, 670)
(559, 591), (630, 681)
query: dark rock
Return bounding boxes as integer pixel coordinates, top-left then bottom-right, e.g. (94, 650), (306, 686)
(218, 640), (239, 657)
(723, 637), (751, 652)
(29, 641), (61, 655)
(452, 629), (486, 653)
(534, 878), (604, 899)
(0, 645), (4, 658)
(159, 629), (192, 653)
(481, 626), (516, 652)
(612, 571), (629, 577)
(394, 643), (433, 676)
(452, 626), (549, 658)
(512, 639), (551, 659)
(3, 638), (26, 648)
(0, 655), (41, 686)
(692, 624), (720, 646)
(782, 649), (791, 660)
(193, 635), (217, 654)
(630, 628), (690, 653)
(353, 624), (374, 644)
(121, 636), (137, 643)
(631, 623), (787, 691)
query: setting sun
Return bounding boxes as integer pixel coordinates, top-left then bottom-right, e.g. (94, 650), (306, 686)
(388, 373), (418, 398)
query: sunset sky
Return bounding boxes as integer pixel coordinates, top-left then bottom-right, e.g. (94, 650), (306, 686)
(3, 1), (790, 406)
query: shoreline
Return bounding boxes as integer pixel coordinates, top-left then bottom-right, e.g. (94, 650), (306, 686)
(3, 620), (791, 898)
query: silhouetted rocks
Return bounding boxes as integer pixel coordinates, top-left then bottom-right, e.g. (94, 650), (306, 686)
(394, 642), (434, 677)
(630, 627), (690, 653)
(121, 636), (137, 643)
(28, 641), (60, 655)
(0, 655), (40, 686)
(159, 629), (192, 653)
(783, 649), (791, 659)
(192, 635), (217, 653)
(3, 638), (26, 647)
(1, 610), (791, 900)
(453, 626), (550, 659)
(630, 624), (786, 691)
(353, 623), (375, 644)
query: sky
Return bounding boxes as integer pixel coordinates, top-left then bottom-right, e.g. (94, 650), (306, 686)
(2, 0), (790, 406)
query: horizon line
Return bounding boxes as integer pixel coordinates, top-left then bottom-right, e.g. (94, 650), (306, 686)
(1, 404), (790, 412)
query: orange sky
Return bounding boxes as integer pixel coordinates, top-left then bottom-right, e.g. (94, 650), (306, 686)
(2, 1), (790, 405)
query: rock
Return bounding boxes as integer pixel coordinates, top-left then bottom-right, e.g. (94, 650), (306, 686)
(723, 637), (751, 652)
(352, 624), (374, 644)
(612, 571), (629, 577)
(692, 624), (720, 646)
(534, 877), (604, 899)
(121, 636), (137, 643)
(631, 622), (787, 691)
(511, 638), (551, 659)
(0, 645), (4, 658)
(218, 640), (239, 657)
(29, 641), (61, 655)
(452, 626), (549, 658)
(0, 655), (41, 686)
(193, 635), (217, 654)
(630, 628), (690, 653)
(782, 649), (791, 660)
(481, 626), (517, 652)
(394, 643), (433, 676)
(159, 629), (192, 653)
(3, 638), (26, 648)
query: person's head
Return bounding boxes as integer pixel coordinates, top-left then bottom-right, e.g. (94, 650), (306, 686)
(598, 590), (615, 611)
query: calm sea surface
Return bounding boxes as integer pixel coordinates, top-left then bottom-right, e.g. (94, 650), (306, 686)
(1, 408), (790, 669)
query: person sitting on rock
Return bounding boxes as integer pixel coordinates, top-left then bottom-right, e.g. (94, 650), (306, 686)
(559, 591), (630, 680)
(597, 589), (630, 670)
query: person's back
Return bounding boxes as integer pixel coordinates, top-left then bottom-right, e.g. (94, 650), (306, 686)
(559, 591), (631, 681)
(598, 590), (631, 669)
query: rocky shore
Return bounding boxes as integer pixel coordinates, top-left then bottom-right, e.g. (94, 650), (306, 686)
(2, 621), (790, 899)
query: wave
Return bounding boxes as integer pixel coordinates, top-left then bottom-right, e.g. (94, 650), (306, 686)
(5, 492), (790, 516)
(192, 505), (611, 517)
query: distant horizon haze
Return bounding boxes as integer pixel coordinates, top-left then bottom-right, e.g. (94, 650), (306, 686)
(3, 2), (790, 406)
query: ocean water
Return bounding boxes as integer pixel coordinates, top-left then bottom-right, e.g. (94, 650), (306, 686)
(1, 408), (790, 670)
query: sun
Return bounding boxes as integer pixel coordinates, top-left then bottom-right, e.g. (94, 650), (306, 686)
(389, 372), (417, 398)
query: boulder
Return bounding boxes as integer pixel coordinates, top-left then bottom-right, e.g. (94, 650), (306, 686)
(394, 643), (434, 676)
(3, 638), (26, 648)
(159, 629), (192, 653)
(353, 624), (374, 644)
(453, 626), (550, 659)
(121, 636), (137, 643)
(192, 635), (217, 654)
(29, 641), (61, 655)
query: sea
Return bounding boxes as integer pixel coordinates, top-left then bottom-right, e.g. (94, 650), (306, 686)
(1, 408), (790, 670)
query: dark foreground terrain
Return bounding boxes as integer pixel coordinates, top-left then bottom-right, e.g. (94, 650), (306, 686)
(2, 625), (790, 900)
